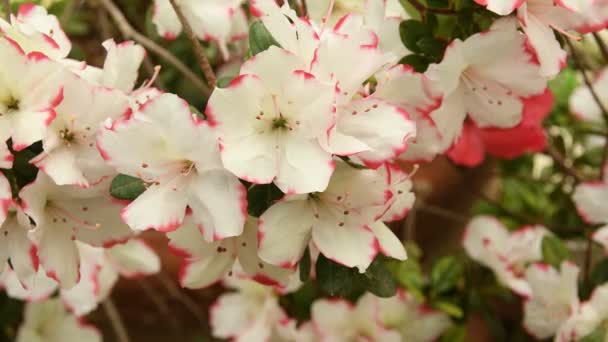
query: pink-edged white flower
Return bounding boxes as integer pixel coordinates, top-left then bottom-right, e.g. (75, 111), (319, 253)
(426, 20), (547, 149)
(332, 0), (410, 59)
(16, 298), (101, 342)
(380, 164), (415, 222)
(377, 289), (452, 342)
(373, 64), (443, 162)
(253, 0), (416, 167)
(3, 238), (159, 316)
(152, 0), (247, 58)
(20, 173), (133, 288)
(463, 216), (548, 296)
(210, 275), (297, 342)
(98, 93), (247, 238)
(572, 180), (608, 252)
(258, 161), (406, 271)
(0, 3), (71, 60)
(310, 295), (401, 341)
(556, 283), (608, 341)
(206, 46), (336, 194)
(0, 36), (65, 153)
(168, 215), (292, 289)
(447, 89), (553, 167)
(31, 73), (132, 187)
(570, 67), (608, 124)
(0, 174), (38, 286)
(523, 262), (580, 340)
(516, 0), (572, 78)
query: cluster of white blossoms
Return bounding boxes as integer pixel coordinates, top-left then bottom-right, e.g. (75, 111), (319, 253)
(0, 0), (607, 339)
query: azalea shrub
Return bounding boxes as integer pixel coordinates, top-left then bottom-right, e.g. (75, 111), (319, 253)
(0, 0), (607, 341)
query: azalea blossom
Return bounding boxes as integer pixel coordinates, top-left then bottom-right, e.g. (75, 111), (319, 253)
(258, 161), (406, 271)
(98, 93), (247, 239)
(463, 216), (548, 296)
(572, 179), (608, 252)
(20, 173), (133, 288)
(0, 36), (65, 153)
(523, 262), (580, 340)
(209, 274), (298, 342)
(206, 46), (336, 194)
(2, 238), (159, 317)
(16, 298), (101, 342)
(31, 72), (131, 187)
(152, 0), (247, 58)
(447, 89), (553, 167)
(570, 67), (608, 124)
(377, 290), (452, 341)
(425, 20), (547, 149)
(373, 64), (443, 162)
(0, 3), (71, 60)
(168, 215), (292, 289)
(310, 295), (401, 341)
(0, 174), (38, 286)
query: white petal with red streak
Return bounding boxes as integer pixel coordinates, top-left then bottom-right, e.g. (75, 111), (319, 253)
(572, 181), (608, 224)
(369, 221), (407, 260)
(105, 239), (160, 278)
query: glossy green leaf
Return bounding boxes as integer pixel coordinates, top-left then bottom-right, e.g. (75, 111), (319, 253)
(110, 174), (146, 200)
(249, 21), (281, 56)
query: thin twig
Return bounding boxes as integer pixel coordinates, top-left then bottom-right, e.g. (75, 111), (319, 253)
(2, 0), (10, 21)
(417, 203), (469, 223)
(168, 0), (217, 88)
(589, 34), (608, 179)
(403, 205), (417, 241)
(138, 280), (182, 339)
(545, 145), (584, 183)
(566, 39), (608, 123)
(96, 0), (210, 96)
(156, 273), (207, 326)
(102, 299), (130, 342)
(583, 232), (593, 280)
(594, 33), (608, 62)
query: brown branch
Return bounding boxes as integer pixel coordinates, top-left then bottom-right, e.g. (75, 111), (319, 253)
(594, 33), (608, 62)
(2, 0), (10, 21)
(406, 0), (457, 15)
(168, 0), (217, 88)
(96, 0), (210, 97)
(583, 232), (594, 280)
(545, 145), (584, 183)
(102, 299), (130, 342)
(156, 273), (207, 326)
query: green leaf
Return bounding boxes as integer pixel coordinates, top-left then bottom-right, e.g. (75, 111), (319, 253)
(415, 37), (446, 60)
(387, 258), (425, 296)
(541, 235), (572, 268)
(110, 174), (146, 200)
(549, 68), (578, 109)
(300, 247), (311, 282)
(361, 257), (397, 298)
(440, 325), (466, 342)
(399, 19), (433, 54)
(399, 54), (430, 72)
(249, 21), (282, 56)
(315, 254), (357, 297)
(430, 256), (464, 297)
(433, 300), (464, 318)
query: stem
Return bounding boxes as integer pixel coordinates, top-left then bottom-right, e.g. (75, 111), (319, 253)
(102, 299), (130, 342)
(583, 232), (593, 280)
(156, 273), (207, 326)
(2, 0), (10, 21)
(566, 39), (608, 124)
(96, 0), (210, 97)
(545, 145), (584, 183)
(417, 202), (469, 223)
(168, 0), (217, 88)
(593, 33), (608, 62)
(406, 0), (457, 15)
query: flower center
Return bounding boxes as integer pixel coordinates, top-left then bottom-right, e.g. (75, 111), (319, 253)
(1, 96), (20, 115)
(59, 128), (75, 143)
(271, 117), (288, 130)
